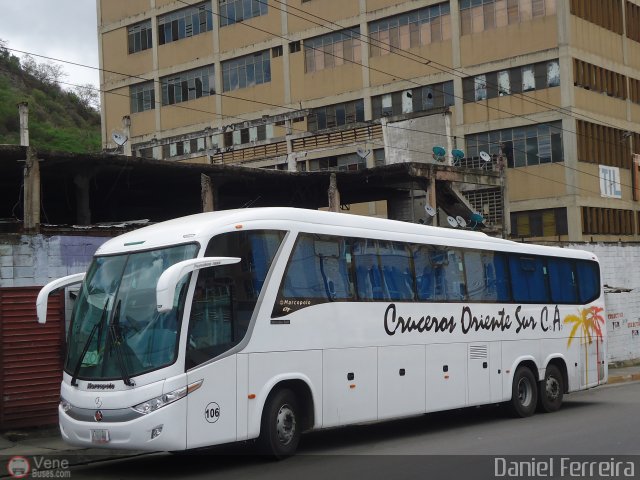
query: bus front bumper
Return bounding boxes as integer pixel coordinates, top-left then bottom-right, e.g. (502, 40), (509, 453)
(58, 399), (187, 452)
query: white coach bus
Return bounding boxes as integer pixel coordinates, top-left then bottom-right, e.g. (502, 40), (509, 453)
(37, 208), (606, 457)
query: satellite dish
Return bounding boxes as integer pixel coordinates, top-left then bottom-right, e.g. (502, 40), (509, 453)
(479, 151), (492, 162)
(356, 147), (371, 159)
(456, 216), (467, 228)
(424, 204), (436, 217)
(451, 149), (465, 160)
(469, 212), (485, 229)
(447, 216), (459, 228)
(112, 131), (128, 146)
(432, 145), (446, 162)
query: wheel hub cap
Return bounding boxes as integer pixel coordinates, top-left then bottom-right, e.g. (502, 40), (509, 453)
(276, 404), (296, 446)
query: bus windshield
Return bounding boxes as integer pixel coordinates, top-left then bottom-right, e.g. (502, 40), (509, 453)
(65, 243), (198, 381)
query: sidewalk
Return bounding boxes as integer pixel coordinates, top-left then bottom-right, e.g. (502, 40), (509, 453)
(1, 364), (639, 462)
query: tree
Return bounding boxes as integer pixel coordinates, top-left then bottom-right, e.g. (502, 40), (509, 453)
(73, 83), (100, 111)
(21, 54), (67, 86)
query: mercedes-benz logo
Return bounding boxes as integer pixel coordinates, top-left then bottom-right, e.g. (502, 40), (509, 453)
(94, 410), (103, 422)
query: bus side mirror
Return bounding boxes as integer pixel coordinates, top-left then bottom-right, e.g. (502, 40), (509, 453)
(36, 272), (86, 324)
(156, 257), (241, 312)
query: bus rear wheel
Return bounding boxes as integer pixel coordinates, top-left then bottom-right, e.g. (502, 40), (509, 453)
(508, 366), (538, 418)
(259, 388), (301, 459)
(538, 364), (564, 413)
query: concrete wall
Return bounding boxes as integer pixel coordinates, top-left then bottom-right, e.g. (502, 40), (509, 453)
(0, 234), (110, 288)
(568, 242), (640, 364)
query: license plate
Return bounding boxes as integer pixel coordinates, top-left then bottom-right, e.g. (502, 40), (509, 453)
(91, 429), (110, 444)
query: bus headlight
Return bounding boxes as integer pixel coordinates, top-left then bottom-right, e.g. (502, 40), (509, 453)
(60, 398), (72, 413)
(131, 379), (203, 415)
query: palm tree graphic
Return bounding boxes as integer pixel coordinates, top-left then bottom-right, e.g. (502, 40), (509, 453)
(564, 306), (605, 384)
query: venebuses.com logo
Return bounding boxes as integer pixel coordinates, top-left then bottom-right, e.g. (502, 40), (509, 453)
(6, 455), (71, 478)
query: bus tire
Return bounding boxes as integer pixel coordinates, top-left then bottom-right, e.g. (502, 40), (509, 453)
(258, 388), (301, 459)
(508, 366), (538, 418)
(538, 364), (564, 413)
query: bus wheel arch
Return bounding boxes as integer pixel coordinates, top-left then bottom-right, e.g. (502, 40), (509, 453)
(508, 361), (538, 418)
(538, 359), (567, 413)
(258, 379), (314, 458)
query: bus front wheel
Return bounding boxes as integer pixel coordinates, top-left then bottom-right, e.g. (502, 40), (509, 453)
(259, 388), (301, 459)
(538, 364), (564, 413)
(508, 366), (538, 418)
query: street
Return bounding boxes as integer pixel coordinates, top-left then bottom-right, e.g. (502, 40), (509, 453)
(69, 382), (640, 480)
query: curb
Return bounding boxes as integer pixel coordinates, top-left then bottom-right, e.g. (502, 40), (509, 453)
(607, 373), (640, 384)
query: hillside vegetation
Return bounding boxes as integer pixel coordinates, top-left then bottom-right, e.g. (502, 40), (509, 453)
(0, 42), (101, 153)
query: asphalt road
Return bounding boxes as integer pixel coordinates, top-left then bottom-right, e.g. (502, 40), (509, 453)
(71, 382), (640, 480)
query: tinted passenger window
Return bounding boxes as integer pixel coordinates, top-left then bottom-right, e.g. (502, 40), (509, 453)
(282, 234), (354, 300)
(509, 256), (550, 303)
(548, 258), (577, 303)
(464, 251), (510, 302)
(414, 246), (466, 301)
(576, 260), (600, 303)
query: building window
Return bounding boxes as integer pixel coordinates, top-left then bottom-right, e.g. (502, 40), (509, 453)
(135, 146), (154, 159)
(161, 65), (215, 105)
(474, 74), (487, 100)
(575, 120), (633, 169)
(304, 28), (361, 73)
(628, 1), (640, 43)
(130, 82), (155, 113)
(497, 70), (510, 95)
(582, 207), (635, 236)
(307, 100), (364, 131)
(573, 59), (627, 100)
(371, 81), (454, 119)
(158, 2), (213, 45)
(462, 60), (560, 102)
(289, 41), (301, 53)
(222, 50), (271, 91)
(128, 20), (152, 54)
(460, 0), (556, 35)
(308, 153), (366, 172)
(272, 45), (283, 58)
(630, 78), (640, 105)
(219, 0), (267, 27)
(511, 208), (568, 238)
(368, 2), (451, 56)
(570, 0), (623, 35)
(222, 124), (271, 147)
(465, 121), (563, 168)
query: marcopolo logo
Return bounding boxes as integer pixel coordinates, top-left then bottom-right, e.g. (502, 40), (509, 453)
(7, 456), (30, 479)
(87, 383), (116, 390)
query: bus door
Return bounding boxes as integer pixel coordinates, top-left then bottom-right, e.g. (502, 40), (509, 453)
(185, 274), (238, 448)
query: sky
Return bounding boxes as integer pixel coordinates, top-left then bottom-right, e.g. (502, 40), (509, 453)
(0, 0), (100, 89)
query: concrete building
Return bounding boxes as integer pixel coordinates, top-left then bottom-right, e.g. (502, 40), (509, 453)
(98, 0), (640, 241)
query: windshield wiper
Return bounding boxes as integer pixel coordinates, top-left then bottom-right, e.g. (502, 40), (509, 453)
(71, 299), (110, 387)
(108, 300), (135, 387)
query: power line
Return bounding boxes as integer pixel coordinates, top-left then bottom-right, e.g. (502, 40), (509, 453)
(1, 27), (634, 196)
(267, 0), (637, 138)
(0, 63), (615, 200)
(169, 0), (640, 197)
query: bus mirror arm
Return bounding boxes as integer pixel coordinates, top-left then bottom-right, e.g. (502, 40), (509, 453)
(156, 257), (241, 312)
(36, 272), (86, 324)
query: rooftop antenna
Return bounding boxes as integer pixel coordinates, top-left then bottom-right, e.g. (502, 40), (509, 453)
(356, 147), (371, 159)
(479, 151), (492, 163)
(456, 216), (467, 228)
(469, 212), (485, 229)
(447, 215), (459, 228)
(432, 146), (446, 162)
(111, 130), (128, 147)
(424, 203), (436, 217)
(451, 148), (465, 166)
